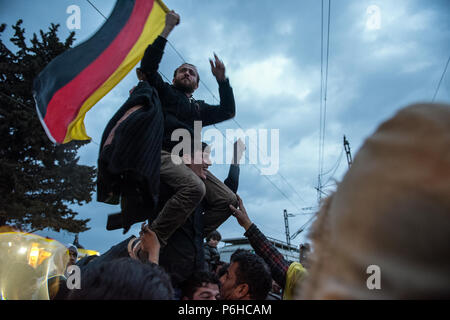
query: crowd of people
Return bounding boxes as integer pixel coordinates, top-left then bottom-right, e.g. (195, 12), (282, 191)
(1, 9), (449, 300)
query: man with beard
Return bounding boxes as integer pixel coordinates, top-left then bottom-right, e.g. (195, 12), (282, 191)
(138, 10), (238, 250)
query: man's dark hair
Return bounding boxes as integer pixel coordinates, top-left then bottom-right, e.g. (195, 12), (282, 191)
(206, 230), (221, 242)
(173, 63), (200, 84)
(67, 257), (174, 300)
(216, 262), (229, 278)
(230, 248), (250, 261)
(230, 251), (271, 300)
(181, 271), (220, 299)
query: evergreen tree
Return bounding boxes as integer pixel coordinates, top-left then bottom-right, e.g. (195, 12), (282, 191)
(0, 20), (96, 233)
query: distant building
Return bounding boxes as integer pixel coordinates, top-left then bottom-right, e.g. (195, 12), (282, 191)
(219, 236), (300, 263)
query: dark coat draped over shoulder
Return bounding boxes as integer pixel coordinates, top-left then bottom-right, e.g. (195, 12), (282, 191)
(97, 81), (163, 233)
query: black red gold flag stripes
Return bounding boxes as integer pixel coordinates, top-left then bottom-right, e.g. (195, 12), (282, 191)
(33, 0), (168, 144)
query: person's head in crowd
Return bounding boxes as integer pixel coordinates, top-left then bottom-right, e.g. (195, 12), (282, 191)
(181, 271), (221, 300)
(206, 230), (221, 248)
(66, 244), (78, 267)
(214, 260), (229, 278)
(299, 103), (450, 299)
(182, 142), (211, 180)
(219, 250), (271, 300)
(229, 248), (250, 262)
(136, 67), (147, 82)
(216, 263), (230, 279)
(172, 63), (200, 94)
(67, 257), (174, 300)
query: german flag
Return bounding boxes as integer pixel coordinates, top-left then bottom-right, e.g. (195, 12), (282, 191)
(33, 0), (169, 144)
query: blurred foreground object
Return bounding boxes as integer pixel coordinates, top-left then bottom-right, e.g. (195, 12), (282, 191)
(0, 232), (69, 300)
(300, 103), (450, 299)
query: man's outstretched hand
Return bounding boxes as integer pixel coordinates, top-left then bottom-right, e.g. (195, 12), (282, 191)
(229, 194), (253, 231)
(209, 53), (226, 82)
(139, 223), (160, 264)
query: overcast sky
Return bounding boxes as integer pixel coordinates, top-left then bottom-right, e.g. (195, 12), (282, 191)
(1, 0), (449, 254)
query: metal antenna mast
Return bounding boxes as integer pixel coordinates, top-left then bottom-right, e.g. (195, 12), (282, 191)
(283, 209), (291, 248)
(343, 135), (353, 168)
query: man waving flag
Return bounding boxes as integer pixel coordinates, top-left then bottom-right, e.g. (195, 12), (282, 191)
(33, 0), (169, 144)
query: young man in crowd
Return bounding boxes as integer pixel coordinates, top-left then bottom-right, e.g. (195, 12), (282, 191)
(229, 195), (309, 299)
(181, 271), (221, 300)
(219, 250), (271, 300)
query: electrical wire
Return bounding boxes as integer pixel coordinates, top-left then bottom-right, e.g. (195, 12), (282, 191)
(86, 0), (108, 20)
(432, 54), (450, 102)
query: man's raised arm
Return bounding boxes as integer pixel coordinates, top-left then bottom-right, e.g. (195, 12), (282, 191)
(199, 54), (236, 126)
(160, 10), (180, 39)
(139, 10), (180, 87)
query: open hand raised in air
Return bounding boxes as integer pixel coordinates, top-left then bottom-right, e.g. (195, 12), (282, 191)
(229, 194), (253, 231)
(209, 53), (226, 82)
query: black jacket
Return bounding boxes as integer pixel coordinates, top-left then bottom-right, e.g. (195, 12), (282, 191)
(140, 36), (236, 152)
(97, 81), (163, 232)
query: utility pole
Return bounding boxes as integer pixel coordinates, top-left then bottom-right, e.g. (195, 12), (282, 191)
(283, 209), (291, 248)
(284, 208), (316, 247)
(343, 135), (352, 168)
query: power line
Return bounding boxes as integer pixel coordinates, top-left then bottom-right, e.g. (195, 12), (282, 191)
(322, 0), (332, 158)
(311, 0), (333, 238)
(322, 146), (344, 187)
(197, 76), (308, 205)
(167, 40), (187, 64)
(319, 144), (343, 178)
(290, 212), (318, 240)
(432, 54), (450, 102)
(230, 119), (308, 204)
(318, 0), (332, 203)
(86, 0), (107, 20)
(318, 0), (325, 202)
(212, 124), (306, 214)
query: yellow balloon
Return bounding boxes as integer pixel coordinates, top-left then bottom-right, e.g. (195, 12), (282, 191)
(0, 232), (69, 300)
